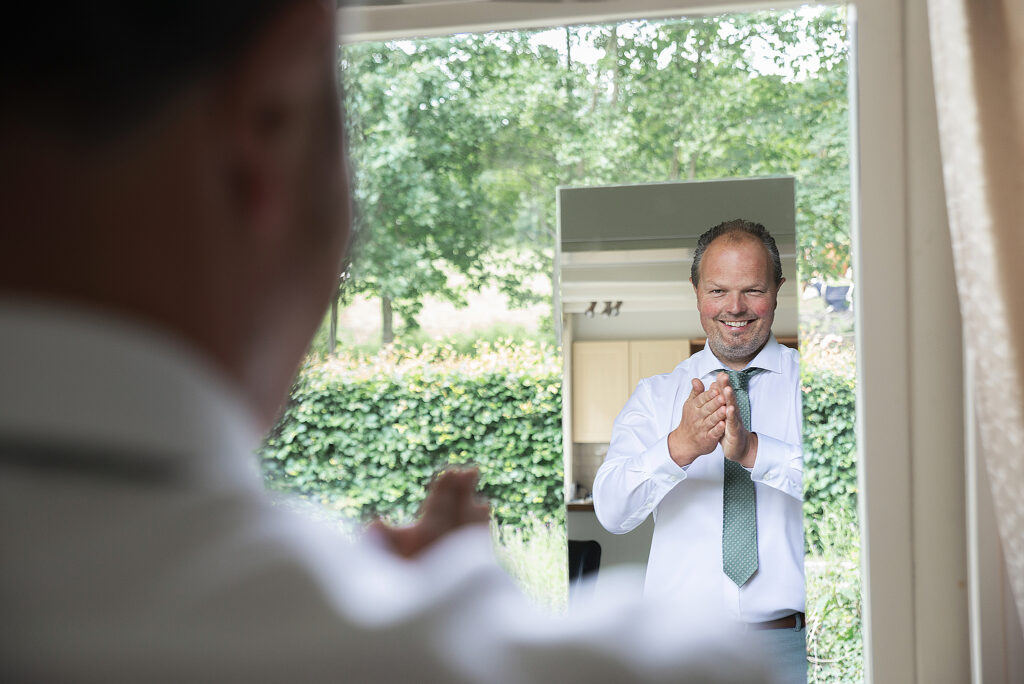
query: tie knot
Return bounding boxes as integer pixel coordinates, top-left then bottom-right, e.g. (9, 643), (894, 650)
(720, 367), (763, 391)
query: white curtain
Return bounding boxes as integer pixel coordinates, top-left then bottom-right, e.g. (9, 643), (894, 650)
(928, 0), (1024, 626)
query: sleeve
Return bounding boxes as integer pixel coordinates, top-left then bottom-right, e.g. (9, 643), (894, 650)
(750, 433), (803, 500)
(123, 501), (770, 684)
(749, 362), (803, 501)
(592, 379), (688, 534)
(346, 525), (771, 684)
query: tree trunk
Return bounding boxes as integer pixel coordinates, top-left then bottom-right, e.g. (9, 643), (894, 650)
(670, 144), (680, 179)
(328, 292), (339, 355)
(688, 154), (697, 180)
(565, 26), (572, 70)
(381, 296), (394, 346)
(609, 26), (619, 106)
(548, 228), (561, 347)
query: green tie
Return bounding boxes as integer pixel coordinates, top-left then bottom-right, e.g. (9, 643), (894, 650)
(720, 367), (764, 586)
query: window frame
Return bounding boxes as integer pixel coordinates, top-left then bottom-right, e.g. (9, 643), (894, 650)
(336, 1), (941, 681)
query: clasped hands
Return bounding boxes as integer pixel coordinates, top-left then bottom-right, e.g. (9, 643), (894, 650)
(667, 372), (758, 469)
(370, 467), (491, 559)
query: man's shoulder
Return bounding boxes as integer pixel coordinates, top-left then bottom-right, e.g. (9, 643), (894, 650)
(776, 340), (800, 367)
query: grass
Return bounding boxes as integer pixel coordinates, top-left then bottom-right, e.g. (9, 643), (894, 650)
(389, 322), (555, 356)
(805, 503), (864, 683)
(491, 518), (569, 612)
(309, 312), (555, 359)
(799, 292), (856, 343)
(806, 553), (863, 683)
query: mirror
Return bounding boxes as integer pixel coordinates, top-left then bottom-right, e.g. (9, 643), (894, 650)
(323, 5), (857, 677)
(559, 177), (800, 602)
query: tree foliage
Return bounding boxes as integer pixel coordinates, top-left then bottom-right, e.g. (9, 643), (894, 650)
(340, 8), (850, 342)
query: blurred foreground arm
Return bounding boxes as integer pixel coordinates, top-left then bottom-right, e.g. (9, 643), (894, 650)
(370, 467), (490, 559)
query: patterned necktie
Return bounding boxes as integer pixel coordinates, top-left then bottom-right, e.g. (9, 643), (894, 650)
(720, 367), (765, 587)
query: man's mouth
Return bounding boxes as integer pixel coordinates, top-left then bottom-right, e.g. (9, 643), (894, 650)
(720, 320), (751, 328)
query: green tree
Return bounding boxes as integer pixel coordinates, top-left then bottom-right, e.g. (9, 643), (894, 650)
(341, 39), (521, 342)
(336, 8), (850, 348)
(588, 11), (850, 279)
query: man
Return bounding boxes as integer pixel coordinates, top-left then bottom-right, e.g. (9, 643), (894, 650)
(0, 3), (767, 682)
(593, 220), (805, 682)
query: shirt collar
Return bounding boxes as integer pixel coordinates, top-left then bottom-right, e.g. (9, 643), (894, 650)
(693, 334), (784, 380)
(0, 299), (263, 487)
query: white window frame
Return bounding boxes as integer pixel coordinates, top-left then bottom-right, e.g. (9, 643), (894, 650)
(336, 1), (968, 681)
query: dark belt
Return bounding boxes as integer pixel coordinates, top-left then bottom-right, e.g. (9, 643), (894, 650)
(745, 612), (804, 631)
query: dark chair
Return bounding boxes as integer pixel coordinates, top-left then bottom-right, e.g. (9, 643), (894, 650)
(567, 539), (602, 601)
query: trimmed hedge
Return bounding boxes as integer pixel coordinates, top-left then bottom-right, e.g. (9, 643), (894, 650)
(802, 364), (858, 552)
(261, 342), (857, 548)
(260, 342), (564, 529)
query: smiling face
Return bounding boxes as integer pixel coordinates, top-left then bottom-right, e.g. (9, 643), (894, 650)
(692, 234), (783, 370)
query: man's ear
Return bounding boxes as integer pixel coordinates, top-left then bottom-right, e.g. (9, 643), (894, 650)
(773, 276), (785, 309)
(217, 0), (334, 237)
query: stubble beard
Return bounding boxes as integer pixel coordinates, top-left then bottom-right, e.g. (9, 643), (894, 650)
(706, 321), (771, 367)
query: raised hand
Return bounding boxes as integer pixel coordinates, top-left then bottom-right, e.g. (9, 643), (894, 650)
(715, 372), (758, 468)
(370, 467), (491, 559)
(667, 377), (728, 467)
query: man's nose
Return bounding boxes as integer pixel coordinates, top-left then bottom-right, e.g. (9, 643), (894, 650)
(725, 292), (746, 314)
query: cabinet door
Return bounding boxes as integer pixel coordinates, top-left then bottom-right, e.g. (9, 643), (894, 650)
(628, 339), (690, 392)
(572, 341), (629, 443)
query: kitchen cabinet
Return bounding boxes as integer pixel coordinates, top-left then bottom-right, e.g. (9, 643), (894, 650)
(571, 341), (629, 444)
(628, 339), (691, 395)
(571, 339), (689, 443)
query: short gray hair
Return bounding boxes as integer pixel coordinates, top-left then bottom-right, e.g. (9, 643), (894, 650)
(690, 219), (784, 287)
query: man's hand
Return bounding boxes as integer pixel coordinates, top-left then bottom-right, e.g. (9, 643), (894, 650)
(370, 467), (490, 559)
(667, 378), (728, 467)
(715, 372), (759, 469)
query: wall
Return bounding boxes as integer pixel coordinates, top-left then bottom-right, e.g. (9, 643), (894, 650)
(570, 308), (798, 342)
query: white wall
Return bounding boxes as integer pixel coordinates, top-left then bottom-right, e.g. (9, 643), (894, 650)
(570, 307), (799, 342)
(571, 311), (705, 341)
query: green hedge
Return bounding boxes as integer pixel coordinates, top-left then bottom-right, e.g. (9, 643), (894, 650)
(802, 364), (858, 552)
(262, 342), (857, 549)
(260, 342), (564, 529)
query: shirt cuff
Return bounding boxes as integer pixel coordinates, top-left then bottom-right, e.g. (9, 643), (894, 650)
(639, 433), (689, 485)
(750, 432), (801, 491)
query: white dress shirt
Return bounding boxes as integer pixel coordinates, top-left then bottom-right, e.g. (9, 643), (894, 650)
(593, 336), (804, 624)
(0, 301), (768, 683)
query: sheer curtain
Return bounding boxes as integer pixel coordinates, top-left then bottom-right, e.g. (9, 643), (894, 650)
(928, 0), (1024, 626)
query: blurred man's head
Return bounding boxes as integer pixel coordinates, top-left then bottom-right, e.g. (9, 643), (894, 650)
(0, 1), (351, 429)
(689, 220), (784, 370)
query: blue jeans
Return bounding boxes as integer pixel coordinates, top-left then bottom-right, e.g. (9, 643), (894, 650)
(752, 624), (807, 684)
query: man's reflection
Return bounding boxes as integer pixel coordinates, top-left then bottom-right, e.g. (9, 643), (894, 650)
(592, 219), (805, 682)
